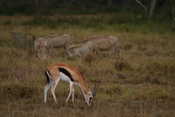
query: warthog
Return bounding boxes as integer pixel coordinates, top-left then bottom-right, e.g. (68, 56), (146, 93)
(67, 35), (119, 57)
(34, 34), (72, 59)
(11, 32), (35, 49)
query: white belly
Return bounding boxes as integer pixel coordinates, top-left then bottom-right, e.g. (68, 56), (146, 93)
(60, 72), (72, 82)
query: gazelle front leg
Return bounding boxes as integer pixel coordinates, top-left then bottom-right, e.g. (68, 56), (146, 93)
(66, 82), (74, 103)
(51, 78), (60, 103)
(71, 86), (75, 103)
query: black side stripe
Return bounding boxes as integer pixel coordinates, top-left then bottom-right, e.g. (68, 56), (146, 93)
(59, 67), (74, 81)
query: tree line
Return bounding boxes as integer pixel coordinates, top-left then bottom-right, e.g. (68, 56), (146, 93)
(0, 0), (174, 20)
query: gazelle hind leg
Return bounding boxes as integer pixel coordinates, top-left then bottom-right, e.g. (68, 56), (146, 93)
(51, 79), (60, 103)
(66, 82), (74, 103)
(44, 83), (51, 103)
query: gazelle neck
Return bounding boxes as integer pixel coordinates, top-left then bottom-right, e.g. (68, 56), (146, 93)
(78, 81), (88, 93)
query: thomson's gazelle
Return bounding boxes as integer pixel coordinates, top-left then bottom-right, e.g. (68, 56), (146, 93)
(44, 63), (95, 106)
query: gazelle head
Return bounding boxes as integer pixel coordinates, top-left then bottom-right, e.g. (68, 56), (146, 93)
(84, 91), (93, 106)
(84, 86), (96, 106)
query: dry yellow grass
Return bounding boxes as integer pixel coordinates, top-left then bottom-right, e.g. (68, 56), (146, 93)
(0, 16), (175, 117)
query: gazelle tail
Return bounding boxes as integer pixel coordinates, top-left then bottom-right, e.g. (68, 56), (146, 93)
(44, 71), (51, 84)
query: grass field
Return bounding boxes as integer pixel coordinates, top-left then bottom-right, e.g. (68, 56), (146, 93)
(0, 14), (175, 117)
